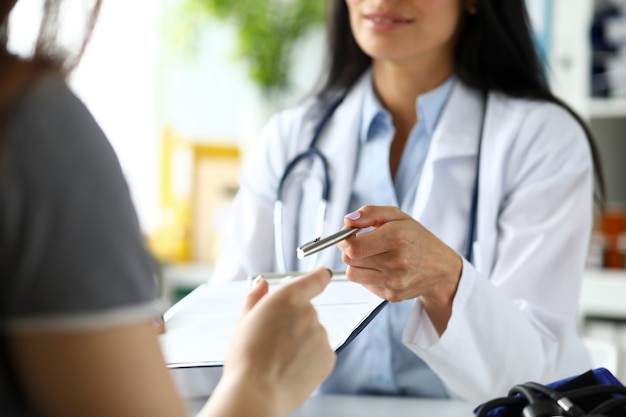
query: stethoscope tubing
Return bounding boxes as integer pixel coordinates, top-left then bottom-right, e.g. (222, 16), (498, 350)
(273, 97), (343, 273)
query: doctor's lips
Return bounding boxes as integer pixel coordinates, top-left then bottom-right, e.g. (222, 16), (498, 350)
(363, 11), (414, 30)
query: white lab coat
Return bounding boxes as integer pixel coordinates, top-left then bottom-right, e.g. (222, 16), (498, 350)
(214, 74), (594, 402)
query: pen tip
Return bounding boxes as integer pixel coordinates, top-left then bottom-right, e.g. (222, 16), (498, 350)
(296, 248), (305, 259)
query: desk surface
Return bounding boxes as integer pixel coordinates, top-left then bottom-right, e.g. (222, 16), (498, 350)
(289, 395), (474, 416)
(186, 394), (475, 417)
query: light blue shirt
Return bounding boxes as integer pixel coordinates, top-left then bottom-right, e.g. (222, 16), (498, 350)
(319, 73), (455, 396)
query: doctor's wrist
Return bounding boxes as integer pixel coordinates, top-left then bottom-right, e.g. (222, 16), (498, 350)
(426, 252), (462, 301)
(419, 254), (462, 334)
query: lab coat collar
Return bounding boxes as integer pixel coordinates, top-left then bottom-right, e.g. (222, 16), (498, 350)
(417, 76), (456, 137)
(426, 81), (486, 162)
(411, 81), (486, 221)
(360, 73), (456, 142)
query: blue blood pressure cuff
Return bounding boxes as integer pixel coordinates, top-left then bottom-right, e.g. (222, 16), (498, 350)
(474, 368), (626, 417)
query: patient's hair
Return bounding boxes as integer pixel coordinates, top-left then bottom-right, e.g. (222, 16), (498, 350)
(0, 0), (102, 139)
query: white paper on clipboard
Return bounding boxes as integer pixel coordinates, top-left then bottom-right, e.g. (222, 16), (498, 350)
(159, 274), (386, 369)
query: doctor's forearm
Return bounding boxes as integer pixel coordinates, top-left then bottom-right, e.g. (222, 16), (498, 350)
(420, 297), (453, 335)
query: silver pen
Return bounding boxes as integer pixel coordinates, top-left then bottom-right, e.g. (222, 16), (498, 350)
(248, 270), (348, 286)
(296, 227), (359, 259)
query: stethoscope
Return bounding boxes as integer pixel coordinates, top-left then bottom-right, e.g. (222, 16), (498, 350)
(273, 88), (488, 274)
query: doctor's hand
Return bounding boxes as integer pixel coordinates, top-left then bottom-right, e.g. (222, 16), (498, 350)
(337, 205), (463, 335)
(202, 267), (336, 417)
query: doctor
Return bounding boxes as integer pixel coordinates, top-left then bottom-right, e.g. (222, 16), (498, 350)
(214, 0), (604, 402)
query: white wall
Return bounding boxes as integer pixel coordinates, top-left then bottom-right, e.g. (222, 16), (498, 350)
(7, 0), (326, 234)
(70, 0), (161, 233)
(9, 0), (162, 234)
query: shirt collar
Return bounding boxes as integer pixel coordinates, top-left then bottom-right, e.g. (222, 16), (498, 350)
(360, 72), (456, 143)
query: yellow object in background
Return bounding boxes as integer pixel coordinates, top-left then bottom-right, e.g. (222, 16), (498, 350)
(147, 127), (241, 265)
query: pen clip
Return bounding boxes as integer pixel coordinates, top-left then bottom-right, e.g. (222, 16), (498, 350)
(296, 227), (359, 259)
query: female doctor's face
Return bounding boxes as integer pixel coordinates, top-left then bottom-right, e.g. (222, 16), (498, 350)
(344, 0), (471, 66)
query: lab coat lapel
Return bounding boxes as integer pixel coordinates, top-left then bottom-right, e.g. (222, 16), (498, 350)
(411, 82), (485, 250)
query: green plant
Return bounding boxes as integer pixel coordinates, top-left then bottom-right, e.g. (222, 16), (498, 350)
(168, 0), (327, 98)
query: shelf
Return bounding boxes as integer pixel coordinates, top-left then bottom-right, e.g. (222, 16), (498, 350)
(588, 98), (626, 119)
(161, 262), (213, 306)
(580, 269), (626, 320)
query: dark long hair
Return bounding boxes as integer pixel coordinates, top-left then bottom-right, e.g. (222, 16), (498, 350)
(318, 0), (605, 206)
(0, 0), (101, 140)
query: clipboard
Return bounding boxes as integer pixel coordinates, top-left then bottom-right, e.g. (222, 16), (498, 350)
(159, 272), (387, 369)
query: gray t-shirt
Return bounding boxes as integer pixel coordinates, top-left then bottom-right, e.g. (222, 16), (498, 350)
(0, 77), (161, 415)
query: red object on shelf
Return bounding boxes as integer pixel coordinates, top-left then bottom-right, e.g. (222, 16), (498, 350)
(601, 207), (626, 269)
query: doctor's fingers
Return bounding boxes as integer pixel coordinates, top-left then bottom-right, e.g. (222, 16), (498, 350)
(343, 241), (452, 297)
(344, 241), (464, 303)
(342, 206), (416, 239)
(345, 264), (420, 302)
(338, 219), (426, 261)
(343, 205), (412, 229)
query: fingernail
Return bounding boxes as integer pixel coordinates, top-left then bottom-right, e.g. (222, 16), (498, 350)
(152, 318), (165, 333)
(253, 276), (263, 286)
(344, 211), (361, 220)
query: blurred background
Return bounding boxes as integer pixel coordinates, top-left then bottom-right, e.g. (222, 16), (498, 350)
(9, 0), (328, 300)
(8, 0), (626, 380)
